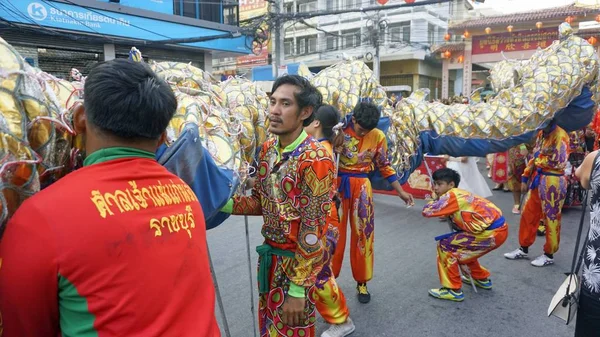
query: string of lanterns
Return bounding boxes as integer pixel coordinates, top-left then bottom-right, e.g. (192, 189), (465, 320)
(440, 13), (600, 59)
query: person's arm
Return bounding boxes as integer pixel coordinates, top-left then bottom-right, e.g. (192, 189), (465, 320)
(576, 150), (598, 189)
(422, 191), (460, 218)
(374, 134), (414, 205)
(0, 203), (60, 336)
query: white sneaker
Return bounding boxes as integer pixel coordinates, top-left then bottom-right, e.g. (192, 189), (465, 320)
(321, 317), (355, 337)
(504, 248), (528, 260)
(531, 254), (554, 267)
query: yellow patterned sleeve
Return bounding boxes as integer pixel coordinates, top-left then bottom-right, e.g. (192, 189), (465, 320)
(289, 149), (335, 287)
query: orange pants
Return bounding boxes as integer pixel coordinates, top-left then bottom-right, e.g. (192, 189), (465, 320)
(437, 226), (508, 289)
(333, 176), (374, 283)
(519, 175), (567, 254)
(315, 217), (349, 324)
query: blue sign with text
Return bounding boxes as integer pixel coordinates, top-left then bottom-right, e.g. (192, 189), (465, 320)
(95, 0), (174, 15)
(0, 1), (250, 54)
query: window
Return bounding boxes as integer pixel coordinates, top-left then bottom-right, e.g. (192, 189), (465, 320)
(298, 1), (317, 12)
(342, 29), (361, 48)
(345, 0), (357, 8)
(326, 35), (338, 51)
(223, 5), (238, 25)
(298, 38), (306, 55)
(284, 38), (294, 56)
(183, 0), (198, 18)
(285, 3), (294, 13)
(389, 22), (410, 42)
(327, 0), (338, 10)
(428, 23), (435, 45)
(308, 36), (317, 53)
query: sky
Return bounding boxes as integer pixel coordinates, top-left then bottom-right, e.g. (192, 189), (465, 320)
(472, 0), (578, 14)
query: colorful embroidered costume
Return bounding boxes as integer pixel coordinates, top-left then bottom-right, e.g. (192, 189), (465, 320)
(520, 125), (569, 255)
(507, 145), (530, 191)
(0, 148), (220, 336)
(228, 131), (335, 337)
(422, 188), (508, 290)
(314, 139), (350, 325)
(334, 122), (397, 283)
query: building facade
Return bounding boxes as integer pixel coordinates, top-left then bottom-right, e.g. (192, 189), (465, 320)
(0, 0), (248, 78)
(436, 1), (600, 98)
(281, 0), (452, 98)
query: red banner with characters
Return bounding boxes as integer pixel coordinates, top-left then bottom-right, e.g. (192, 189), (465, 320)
(472, 28), (558, 55)
(374, 156), (446, 199)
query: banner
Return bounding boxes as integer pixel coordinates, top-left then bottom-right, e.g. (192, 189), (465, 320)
(237, 0), (269, 67)
(239, 0), (268, 21)
(472, 28), (558, 55)
(374, 156), (446, 199)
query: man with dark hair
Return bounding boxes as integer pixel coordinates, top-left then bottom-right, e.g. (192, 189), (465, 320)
(422, 168), (508, 302)
(222, 75), (335, 336)
(332, 101), (414, 304)
(0, 59), (220, 336)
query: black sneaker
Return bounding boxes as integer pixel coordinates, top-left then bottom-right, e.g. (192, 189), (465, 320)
(357, 282), (371, 303)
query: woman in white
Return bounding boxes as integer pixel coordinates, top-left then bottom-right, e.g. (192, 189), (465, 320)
(445, 156), (493, 198)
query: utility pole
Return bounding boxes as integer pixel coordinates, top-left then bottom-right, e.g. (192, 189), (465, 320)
(369, 13), (385, 82)
(271, 0), (284, 79)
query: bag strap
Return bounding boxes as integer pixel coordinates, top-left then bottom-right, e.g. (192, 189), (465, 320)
(570, 151), (600, 276)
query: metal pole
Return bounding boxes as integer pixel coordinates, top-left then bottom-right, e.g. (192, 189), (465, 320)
(244, 215), (258, 337)
(207, 243), (232, 337)
(271, 0), (283, 79)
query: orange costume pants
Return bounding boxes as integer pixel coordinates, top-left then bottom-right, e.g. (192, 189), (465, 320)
(437, 226), (508, 289)
(315, 206), (350, 324)
(519, 175), (567, 254)
(333, 176), (374, 283)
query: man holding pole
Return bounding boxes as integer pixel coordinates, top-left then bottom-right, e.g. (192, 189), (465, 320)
(222, 75), (334, 336)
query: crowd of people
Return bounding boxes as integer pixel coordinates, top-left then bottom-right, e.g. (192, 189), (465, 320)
(0, 59), (597, 337)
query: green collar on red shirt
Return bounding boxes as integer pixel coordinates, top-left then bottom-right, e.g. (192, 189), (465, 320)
(83, 147), (155, 167)
(276, 130), (308, 161)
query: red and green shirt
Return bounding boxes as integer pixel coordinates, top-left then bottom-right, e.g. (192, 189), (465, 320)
(0, 147), (220, 337)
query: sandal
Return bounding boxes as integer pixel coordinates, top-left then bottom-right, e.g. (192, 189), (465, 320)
(512, 205), (520, 214)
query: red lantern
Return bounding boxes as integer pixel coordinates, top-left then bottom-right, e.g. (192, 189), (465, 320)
(589, 36), (597, 45)
(405, 0), (416, 3)
(566, 16), (574, 24)
(444, 50), (451, 58)
(444, 33), (451, 41)
(377, 0), (389, 4)
(457, 55), (464, 63)
(484, 27), (492, 34)
(507, 25), (514, 33)
(536, 21), (543, 29)
(596, 14), (600, 23)
(463, 30), (470, 38)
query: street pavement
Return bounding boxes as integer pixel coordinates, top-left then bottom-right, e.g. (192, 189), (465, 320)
(207, 163), (583, 337)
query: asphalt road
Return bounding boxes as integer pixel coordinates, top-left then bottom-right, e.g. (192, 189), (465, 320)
(207, 164), (583, 337)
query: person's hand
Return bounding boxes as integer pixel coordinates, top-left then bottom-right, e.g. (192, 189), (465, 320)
(519, 147), (528, 157)
(245, 177), (256, 190)
(281, 296), (306, 327)
(521, 182), (528, 193)
(399, 190), (415, 206)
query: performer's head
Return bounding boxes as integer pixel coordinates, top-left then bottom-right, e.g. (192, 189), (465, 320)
(74, 59), (176, 154)
(305, 104), (344, 146)
(432, 168), (461, 196)
(352, 102), (380, 137)
(269, 75), (322, 139)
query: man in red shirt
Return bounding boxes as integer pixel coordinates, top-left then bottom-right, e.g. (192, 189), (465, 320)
(0, 59), (220, 336)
